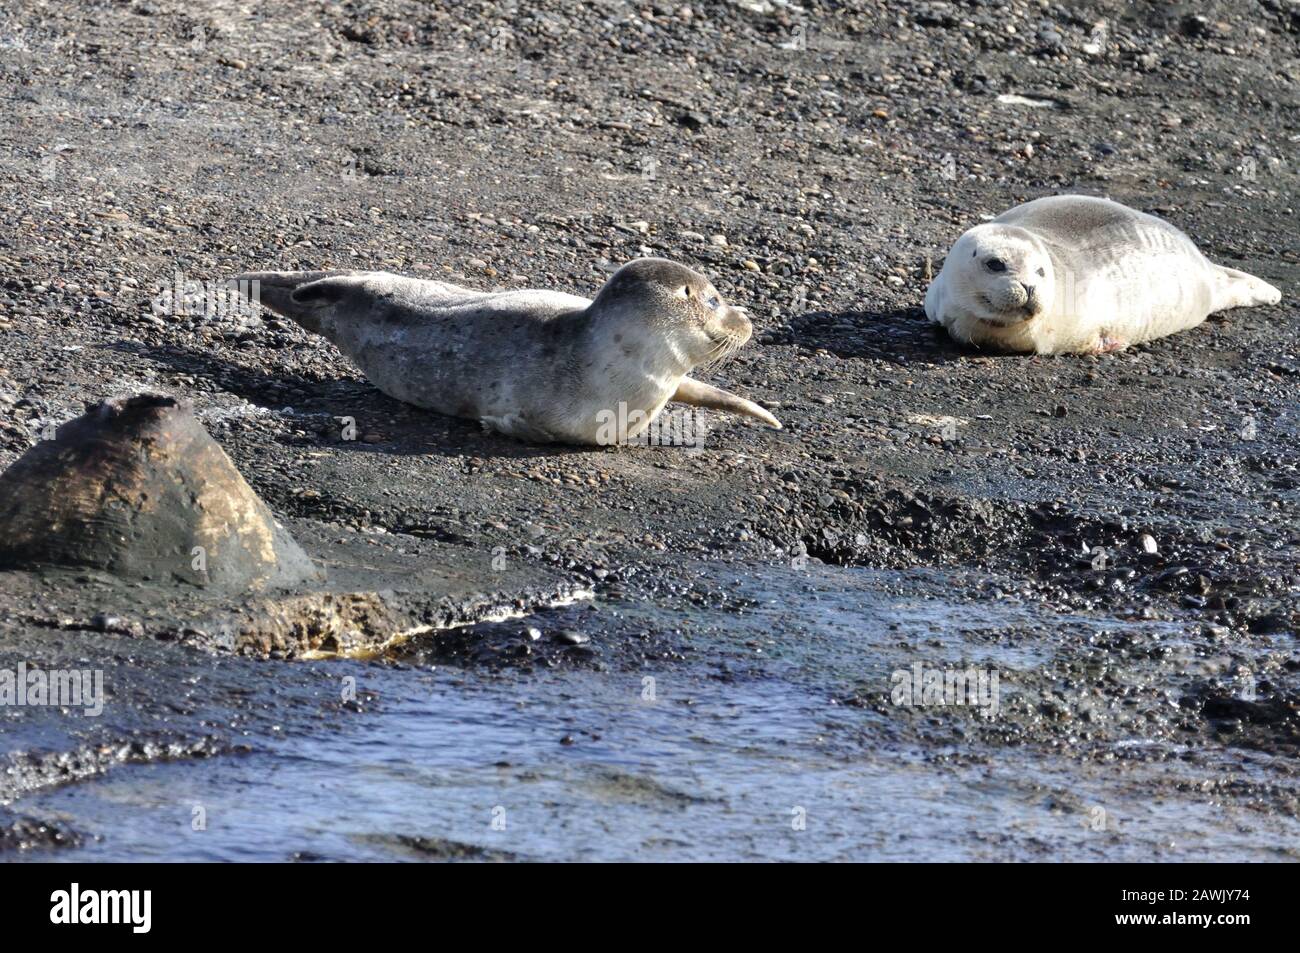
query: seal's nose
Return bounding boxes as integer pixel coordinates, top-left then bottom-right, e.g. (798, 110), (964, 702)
(1021, 283), (1041, 315)
(720, 306), (752, 341)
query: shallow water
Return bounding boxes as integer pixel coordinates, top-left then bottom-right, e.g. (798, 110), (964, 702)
(11, 564), (1297, 861)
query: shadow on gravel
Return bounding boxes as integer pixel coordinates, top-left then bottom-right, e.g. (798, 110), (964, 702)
(103, 341), (593, 461)
(786, 306), (984, 365)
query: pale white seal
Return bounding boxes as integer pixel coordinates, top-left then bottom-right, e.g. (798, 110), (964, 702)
(925, 195), (1282, 354)
(234, 258), (781, 445)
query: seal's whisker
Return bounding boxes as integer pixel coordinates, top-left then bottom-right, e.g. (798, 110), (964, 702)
(701, 340), (732, 369)
(700, 336), (732, 367)
(702, 332), (746, 371)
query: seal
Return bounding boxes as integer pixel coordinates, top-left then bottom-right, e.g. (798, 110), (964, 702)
(925, 195), (1282, 354)
(233, 258), (782, 445)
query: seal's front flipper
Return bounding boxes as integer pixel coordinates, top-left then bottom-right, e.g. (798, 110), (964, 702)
(1213, 266), (1282, 311)
(672, 377), (782, 429)
(1089, 334), (1128, 355)
(231, 270), (358, 334)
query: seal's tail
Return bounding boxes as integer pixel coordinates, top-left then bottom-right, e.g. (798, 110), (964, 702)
(1213, 265), (1282, 312)
(672, 377), (782, 429)
(231, 270), (355, 334)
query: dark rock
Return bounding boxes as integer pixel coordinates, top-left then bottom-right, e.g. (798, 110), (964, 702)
(0, 395), (321, 591)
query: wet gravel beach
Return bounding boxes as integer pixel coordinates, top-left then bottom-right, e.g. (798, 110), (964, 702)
(0, 0), (1298, 860)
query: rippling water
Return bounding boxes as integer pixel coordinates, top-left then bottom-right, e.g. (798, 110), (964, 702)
(12, 564), (1297, 861)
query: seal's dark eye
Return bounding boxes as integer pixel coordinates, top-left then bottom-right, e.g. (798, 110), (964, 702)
(986, 258), (1007, 273)
(706, 295), (721, 310)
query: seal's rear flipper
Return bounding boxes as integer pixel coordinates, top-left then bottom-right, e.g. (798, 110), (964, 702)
(232, 270), (355, 334)
(1213, 266), (1282, 311)
(672, 377), (782, 429)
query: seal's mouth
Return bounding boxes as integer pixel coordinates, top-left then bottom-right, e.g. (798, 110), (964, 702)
(702, 329), (748, 365)
(977, 294), (1040, 328)
(707, 323), (750, 345)
(976, 312), (1037, 329)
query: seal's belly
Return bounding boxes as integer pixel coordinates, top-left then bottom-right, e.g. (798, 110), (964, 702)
(1063, 243), (1215, 342)
(342, 325), (521, 420)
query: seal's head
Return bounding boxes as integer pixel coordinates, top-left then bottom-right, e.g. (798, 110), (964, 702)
(590, 258), (752, 370)
(949, 225), (1054, 327)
